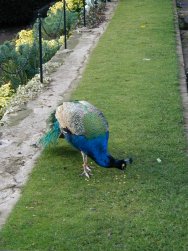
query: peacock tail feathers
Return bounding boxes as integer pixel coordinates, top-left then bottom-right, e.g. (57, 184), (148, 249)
(46, 110), (57, 129)
(39, 114), (61, 147)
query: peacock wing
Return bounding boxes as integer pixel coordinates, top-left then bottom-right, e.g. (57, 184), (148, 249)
(82, 111), (108, 139)
(55, 102), (85, 135)
(55, 101), (108, 138)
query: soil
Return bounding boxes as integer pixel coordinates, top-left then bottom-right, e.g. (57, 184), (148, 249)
(0, 1), (118, 229)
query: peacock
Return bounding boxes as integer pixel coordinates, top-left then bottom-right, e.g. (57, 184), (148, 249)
(40, 100), (133, 178)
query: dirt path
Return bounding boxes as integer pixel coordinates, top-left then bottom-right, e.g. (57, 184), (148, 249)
(0, 1), (118, 229)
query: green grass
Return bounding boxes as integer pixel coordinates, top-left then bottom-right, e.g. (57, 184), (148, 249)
(1, 0), (188, 250)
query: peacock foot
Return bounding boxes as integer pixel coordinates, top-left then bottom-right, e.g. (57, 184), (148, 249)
(80, 164), (93, 178)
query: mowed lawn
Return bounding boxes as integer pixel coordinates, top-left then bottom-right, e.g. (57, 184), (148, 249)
(0, 0), (188, 250)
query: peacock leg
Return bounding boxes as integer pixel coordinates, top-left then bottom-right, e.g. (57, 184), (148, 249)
(80, 151), (92, 178)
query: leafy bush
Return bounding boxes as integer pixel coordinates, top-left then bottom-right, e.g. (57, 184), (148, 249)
(0, 82), (14, 118)
(50, 0), (83, 13)
(15, 30), (34, 48)
(0, 39), (38, 90)
(66, 0), (83, 12)
(42, 3), (79, 39)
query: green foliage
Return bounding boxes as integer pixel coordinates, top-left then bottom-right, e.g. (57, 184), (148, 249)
(0, 83), (14, 119)
(42, 8), (78, 39)
(43, 9), (64, 38)
(66, 11), (79, 32)
(0, 40), (38, 90)
(0, 41), (26, 89)
(49, 0), (83, 13)
(17, 42), (40, 82)
(67, 0), (83, 12)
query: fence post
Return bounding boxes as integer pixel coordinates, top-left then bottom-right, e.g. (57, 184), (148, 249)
(83, 0), (86, 27)
(63, 0), (67, 49)
(38, 12), (43, 83)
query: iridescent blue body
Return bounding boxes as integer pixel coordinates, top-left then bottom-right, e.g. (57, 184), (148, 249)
(63, 129), (111, 167)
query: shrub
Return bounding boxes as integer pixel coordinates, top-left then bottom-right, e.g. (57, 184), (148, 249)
(15, 30), (34, 48)
(0, 40), (38, 90)
(50, 0), (83, 14)
(42, 3), (79, 39)
(0, 82), (14, 118)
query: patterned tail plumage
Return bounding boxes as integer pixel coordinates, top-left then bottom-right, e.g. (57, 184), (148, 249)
(39, 120), (61, 147)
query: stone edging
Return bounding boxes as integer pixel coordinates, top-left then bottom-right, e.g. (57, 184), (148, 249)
(173, 0), (188, 146)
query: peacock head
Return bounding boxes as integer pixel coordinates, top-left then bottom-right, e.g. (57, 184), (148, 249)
(110, 157), (133, 170)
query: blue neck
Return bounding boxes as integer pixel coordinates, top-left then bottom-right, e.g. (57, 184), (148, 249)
(91, 153), (123, 168)
(91, 152), (112, 167)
